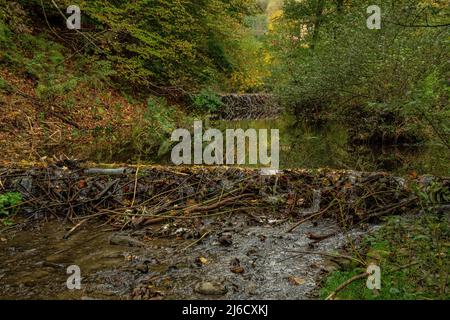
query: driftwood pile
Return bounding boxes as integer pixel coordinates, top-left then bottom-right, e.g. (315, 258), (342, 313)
(1, 164), (442, 233)
(217, 94), (282, 120)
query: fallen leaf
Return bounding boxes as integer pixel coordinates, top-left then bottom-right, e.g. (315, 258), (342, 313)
(288, 276), (305, 286)
(77, 180), (87, 188)
(196, 256), (209, 265)
(344, 182), (353, 189)
(231, 266), (245, 274)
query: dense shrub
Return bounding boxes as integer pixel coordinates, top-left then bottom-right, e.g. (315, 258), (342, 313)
(269, 0), (449, 145)
(191, 89), (224, 113)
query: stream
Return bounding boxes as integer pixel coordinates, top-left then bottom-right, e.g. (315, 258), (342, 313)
(0, 214), (369, 300)
(86, 117), (449, 176)
(214, 118), (449, 176)
(1, 117), (447, 300)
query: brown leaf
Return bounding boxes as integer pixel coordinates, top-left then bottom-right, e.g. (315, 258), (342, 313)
(77, 180), (87, 188)
(288, 276), (305, 286)
(231, 266), (245, 274)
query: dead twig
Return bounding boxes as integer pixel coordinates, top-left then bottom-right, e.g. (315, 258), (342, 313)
(63, 218), (88, 239)
(283, 250), (365, 266)
(179, 231), (212, 252)
(287, 200), (336, 233)
(130, 166), (140, 208)
(185, 193), (253, 214)
(326, 272), (369, 300)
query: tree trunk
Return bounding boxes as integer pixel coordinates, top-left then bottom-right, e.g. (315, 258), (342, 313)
(311, 0), (325, 50)
(337, 0), (344, 14)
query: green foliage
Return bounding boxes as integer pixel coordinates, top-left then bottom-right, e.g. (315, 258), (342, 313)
(270, 0), (450, 144)
(17, 0), (260, 90)
(90, 96), (182, 162)
(321, 213), (450, 300)
(0, 192), (22, 217)
(1, 0), (269, 93)
(0, 75), (8, 91)
(144, 96), (177, 136)
(405, 71), (450, 147)
(321, 181), (450, 300)
(192, 90), (224, 113)
(0, 12), (117, 108)
(0, 20), (11, 45)
(412, 180), (450, 211)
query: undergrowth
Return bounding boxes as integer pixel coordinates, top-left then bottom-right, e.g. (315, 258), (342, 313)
(0, 192), (22, 226)
(320, 182), (450, 300)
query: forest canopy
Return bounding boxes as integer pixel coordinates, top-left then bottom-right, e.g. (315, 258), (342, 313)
(1, 0), (264, 91)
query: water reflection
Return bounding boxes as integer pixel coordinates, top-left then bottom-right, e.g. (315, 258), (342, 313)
(215, 117), (449, 176)
(80, 116), (448, 176)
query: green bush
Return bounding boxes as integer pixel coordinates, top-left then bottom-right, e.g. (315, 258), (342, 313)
(191, 89), (224, 113)
(0, 16), (115, 107)
(144, 96), (177, 136)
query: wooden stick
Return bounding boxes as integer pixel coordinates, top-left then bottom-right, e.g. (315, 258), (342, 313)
(283, 250), (365, 266)
(143, 194), (253, 225)
(179, 231), (212, 252)
(63, 218), (88, 239)
(185, 193), (253, 214)
(84, 168), (131, 175)
(326, 272), (369, 300)
(287, 207), (328, 233)
(130, 166), (140, 207)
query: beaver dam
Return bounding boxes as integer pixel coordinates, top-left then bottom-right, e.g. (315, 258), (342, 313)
(1, 164), (447, 299)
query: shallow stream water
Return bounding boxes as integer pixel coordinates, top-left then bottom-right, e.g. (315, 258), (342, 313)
(0, 214), (369, 300)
